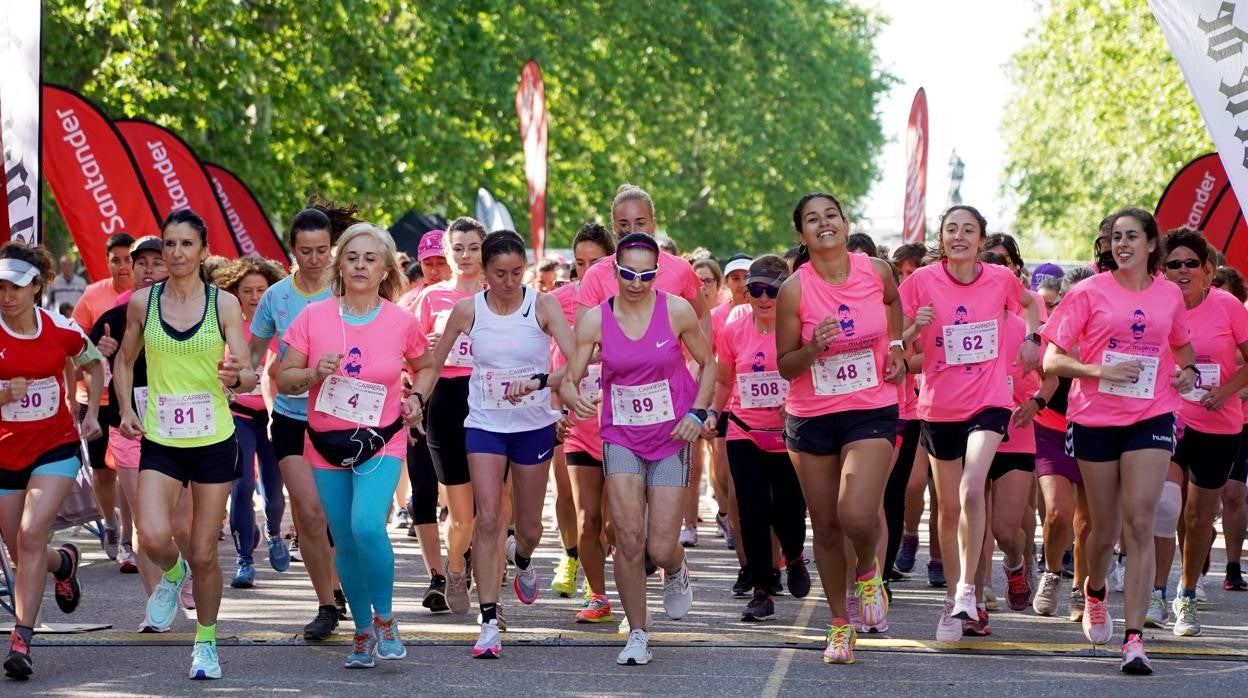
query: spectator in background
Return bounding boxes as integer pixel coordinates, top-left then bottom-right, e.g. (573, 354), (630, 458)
(1037, 276), (1062, 313)
(536, 257), (560, 293)
(202, 255), (231, 282)
(847, 232), (879, 257)
(45, 254), (87, 311)
(891, 242), (925, 283)
(657, 233), (678, 256)
(1213, 266), (1248, 303)
(1029, 262), (1065, 293)
(398, 263), (425, 313)
(416, 229), (450, 286)
(984, 233), (1026, 283)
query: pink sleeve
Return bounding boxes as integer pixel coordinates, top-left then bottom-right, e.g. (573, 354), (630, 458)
(715, 320), (737, 368)
(404, 314), (427, 360)
(284, 309), (311, 356)
(898, 275), (920, 318)
(1168, 291), (1190, 347)
(1042, 286), (1088, 352)
(1230, 295), (1248, 345)
(577, 263), (610, 308)
(1001, 268), (1023, 314)
(679, 263), (701, 303)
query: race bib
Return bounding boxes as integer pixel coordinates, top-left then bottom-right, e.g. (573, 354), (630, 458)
(0, 377), (60, 422)
(736, 371), (788, 408)
(1098, 351), (1159, 400)
(481, 366), (542, 410)
(610, 379), (675, 427)
(315, 374), (387, 426)
(134, 386), (148, 423)
(579, 363), (603, 399)
(244, 368), (264, 397)
(812, 350), (878, 396)
(1182, 362), (1221, 402)
(943, 320), (999, 365)
(155, 392), (217, 438)
(435, 310), (473, 368)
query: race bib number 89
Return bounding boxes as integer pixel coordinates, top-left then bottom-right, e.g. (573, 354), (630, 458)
(610, 379), (674, 427)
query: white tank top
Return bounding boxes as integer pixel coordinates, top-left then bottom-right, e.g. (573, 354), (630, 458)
(465, 287), (559, 432)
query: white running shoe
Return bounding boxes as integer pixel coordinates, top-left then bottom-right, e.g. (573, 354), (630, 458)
(951, 583), (977, 620)
(1172, 595), (1200, 636)
(1033, 571), (1062, 616)
(662, 558), (693, 620)
(1108, 557), (1126, 593)
(678, 524), (698, 548)
(936, 598), (962, 641)
(1194, 576), (1208, 603)
(617, 628), (652, 666)
(1145, 589), (1168, 628)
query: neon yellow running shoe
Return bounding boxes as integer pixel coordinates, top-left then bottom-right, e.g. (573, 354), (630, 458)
(855, 564), (889, 628)
(823, 623), (856, 664)
(551, 556), (580, 598)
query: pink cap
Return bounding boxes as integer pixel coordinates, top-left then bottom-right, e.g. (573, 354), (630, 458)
(417, 229), (446, 261)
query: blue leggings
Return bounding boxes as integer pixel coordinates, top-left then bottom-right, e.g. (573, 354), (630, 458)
(312, 455), (401, 633)
(229, 414), (284, 564)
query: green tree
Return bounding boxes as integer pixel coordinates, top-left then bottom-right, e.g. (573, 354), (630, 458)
(42, 0), (890, 261)
(1001, 0), (1212, 260)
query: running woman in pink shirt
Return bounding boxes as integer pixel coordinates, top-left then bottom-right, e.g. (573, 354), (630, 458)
(1042, 208), (1198, 675)
(776, 193), (906, 664)
(1154, 228), (1248, 639)
(898, 205), (1042, 641)
(560, 233), (717, 667)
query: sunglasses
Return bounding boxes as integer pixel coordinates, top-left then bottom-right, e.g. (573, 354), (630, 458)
(1165, 259), (1201, 270)
(616, 263), (659, 282)
(747, 283), (780, 299)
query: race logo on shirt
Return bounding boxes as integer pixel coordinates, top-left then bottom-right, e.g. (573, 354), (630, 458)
(1107, 308), (1159, 356)
(751, 351), (766, 373)
(837, 304), (856, 337)
(952, 305), (969, 325)
(1130, 309), (1146, 340)
(344, 347), (364, 377)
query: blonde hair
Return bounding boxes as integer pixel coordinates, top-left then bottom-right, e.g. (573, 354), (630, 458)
(612, 183), (656, 220)
(212, 256), (288, 295)
(331, 223), (404, 302)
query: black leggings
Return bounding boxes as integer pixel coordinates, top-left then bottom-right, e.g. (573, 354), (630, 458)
(726, 438), (807, 588)
(883, 420), (921, 577)
(406, 428), (439, 526)
(426, 375), (471, 486)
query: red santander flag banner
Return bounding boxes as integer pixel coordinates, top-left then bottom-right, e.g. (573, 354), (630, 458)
(204, 162), (290, 267)
(116, 119), (241, 257)
(902, 88), (929, 245)
(41, 85), (161, 280)
(1156, 152), (1248, 267)
(516, 60), (549, 260)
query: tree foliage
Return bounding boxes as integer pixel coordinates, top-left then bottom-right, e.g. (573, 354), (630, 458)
(1001, 0), (1212, 259)
(42, 0), (890, 258)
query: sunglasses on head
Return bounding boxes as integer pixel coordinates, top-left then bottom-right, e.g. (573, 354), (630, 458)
(1165, 259), (1201, 270)
(616, 263), (659, 282)
(747, 283), (780, 299)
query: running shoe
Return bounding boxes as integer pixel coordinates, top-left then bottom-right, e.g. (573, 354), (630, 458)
(1004, 563), (1033, 612)
(576, 594), (614, 624)
(514, 565), (540, 605)
(1068, 587), (1085, 623)
(303, 604), (340, 642)
(180, 573), (196, 610)
(372, 616), (405, 659)
(1146, 589), (1168, 628)
(951, 583), (977, 620)
(53, 543), (82, 613)
(230, 560), (256, 589)
(936, 598), (962, 641)
(138, 608), (168, 634)
(423, 575), (449, 613)
(335, 590), (349, 621)
(715, 511), (730, 539)
(345, 632), (377, 668)
(119, 543), (139, 574)
(1033, 571), (1062, 616)
(392, 508), (410, 529)
(846, 593), (862, 629)
(1108, 557), (1125, 593)
(962, 606), (992, 636)
(855, 565), (889, 627)
(1120, 632), (1152, 675)
(679, 523), (698, 548)
(822, 623), (856, 664)
(741, 590), (774, 622)
(472, 620), (501, 659)
(732, 568), (752, 597)
(3, 635), (31, 681)
(983, 584), (999, 612)
(1194, 575), (1208, 603)
(551, 555), (580, 598)
(289, 535), (301, 562)
(928, 559), (946, 588)
(267, 536), (290, 573)
(475, 602), (508, 631)
(786, 554), (812, 599)
(617, 628), (651, 666)
(146, 558), (189, 632)
(724, 523), (736, 550)
(662, 558), (694, 620)
(446, 567), (471, 615)
(896, 533), (919, 573)
(102, 525), (119, 561)
(1081, 580), (1113, 645)
(188, 641), (221, 680)
(1226, 562), (1248, 591)
(1172, 595), (1200, 636)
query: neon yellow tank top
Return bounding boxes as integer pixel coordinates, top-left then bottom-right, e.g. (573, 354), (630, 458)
(142, 282), (235, 447)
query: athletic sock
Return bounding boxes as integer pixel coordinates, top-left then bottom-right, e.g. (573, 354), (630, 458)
(195, 623), (216, 645)
(1153, 586), (1167, 599)
(514, 552), (531, 571)
(480, 603), (498, 624)
(857, 565), (878, 582)
(54, 548), (73, 580)
(1124, 628), (1142, 645)
(566, 546), (579, 560)
(12, 624), (33, 647)
(1181, 587), (1197, 600)
(1087, 584), (1106, 601)
(163, 558), (186, 584)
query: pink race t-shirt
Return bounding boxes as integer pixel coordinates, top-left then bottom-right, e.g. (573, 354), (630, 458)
(1042, 272), (1190, 428)
(577, 249), (701, 309)
(899, 261), (1024, 422)
(283, 299), (426, 470)
(1176, 287), (1248, 435)
(229, 321), (268, 413)
(710, 301), (734, 344)
(716, 313), (785, 447)
(787, 253), (898, 418)
(415, 280), (474, 378)
(998, 313), (1040, 454)
(550, 282), (602, 460)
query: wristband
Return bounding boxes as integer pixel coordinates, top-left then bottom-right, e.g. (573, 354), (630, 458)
(888, 339), (905, 351)
(1030, 396), (1048, 411)
(1024, 332), (1042, 345)
(530, 373), (549, 390)
(229, 374), (243, 390)
(686, 408), (708, 425)
(1184, 364), (1200, 378)
(413, 392), (427, 411)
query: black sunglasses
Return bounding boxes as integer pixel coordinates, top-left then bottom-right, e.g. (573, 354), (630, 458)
(1165, 259), (1201, 270)
(747, 283), (780, 299)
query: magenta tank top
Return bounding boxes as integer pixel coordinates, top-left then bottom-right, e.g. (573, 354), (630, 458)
(600, 291), (697, 460)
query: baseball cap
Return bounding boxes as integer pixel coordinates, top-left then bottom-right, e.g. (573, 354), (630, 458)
(724, 254), (752, 277)
(417, 229), (446, 261)
(130, 236), (163, 260)
(0, 258), (39, 287)
(1029, 262), (1064, 291)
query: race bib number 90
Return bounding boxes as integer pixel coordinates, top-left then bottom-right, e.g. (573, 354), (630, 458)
(943, 320), (999, 365)
(0, 377), (60, 422)
(610, 379), (674, 427)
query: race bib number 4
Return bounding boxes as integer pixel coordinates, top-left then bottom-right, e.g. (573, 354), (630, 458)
(481, 367), (542, 410)
(0, 377), (60, 422)
(1098, 351), (1159, 400)
(315, 375), (387, 426)
(610, 379), (674, 427)
(943, 320), (999, 365)
(155, 392), (217, 439)
(1182, 362), (1220, 402)
(736, 371), (787, 408)
(812, 350), (878, 396)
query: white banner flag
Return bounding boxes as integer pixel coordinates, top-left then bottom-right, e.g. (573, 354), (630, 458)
(1150, 0), (1248, 222)
(0, 0), (41, 243)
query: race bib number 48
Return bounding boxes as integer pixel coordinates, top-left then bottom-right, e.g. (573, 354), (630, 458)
(0, 377), (59, 422)
(812, 350), (878, 396)
(610, 379), (674, 426)
(943, 320), (999, 365)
